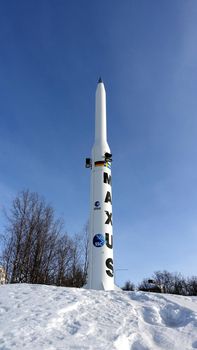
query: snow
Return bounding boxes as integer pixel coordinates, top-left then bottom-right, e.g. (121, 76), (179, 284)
(0, 284), (197, 350)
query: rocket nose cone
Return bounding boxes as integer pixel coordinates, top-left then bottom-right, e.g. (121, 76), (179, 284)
(98, 77), (103, 84)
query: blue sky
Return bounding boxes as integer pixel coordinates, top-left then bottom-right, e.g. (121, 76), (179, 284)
(0, 0), (197, 286)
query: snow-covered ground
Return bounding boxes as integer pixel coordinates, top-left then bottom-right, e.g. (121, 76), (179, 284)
(0, 284), (197, 350)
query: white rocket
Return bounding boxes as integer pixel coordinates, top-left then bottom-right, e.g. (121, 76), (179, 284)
(85, 78), (115, 290)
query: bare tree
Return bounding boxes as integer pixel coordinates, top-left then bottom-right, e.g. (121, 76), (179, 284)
(1, 190), (61, 284)
(186, 276), (197, 296)
(66, 233), (86, 287)
(137, 271), (197, 295)
(55, 233), (73, 286)
(0, 190), (90, 288)
(78, 223), (89, 284)
(122, 280), (135, 291)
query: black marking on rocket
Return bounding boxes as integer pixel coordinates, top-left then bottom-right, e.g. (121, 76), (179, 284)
(106, 258), (114, 277)
(105, 233), (113, 249)
(104, 191), (112, 204)
(105, 211), (112, 225)
(103, 172), (112, 186)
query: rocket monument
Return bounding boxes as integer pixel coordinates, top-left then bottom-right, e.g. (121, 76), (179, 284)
(86, 78), (115, 291)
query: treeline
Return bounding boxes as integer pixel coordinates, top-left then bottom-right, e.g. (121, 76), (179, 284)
(122, 270), (197, 296)
(0, 190), (88, 287)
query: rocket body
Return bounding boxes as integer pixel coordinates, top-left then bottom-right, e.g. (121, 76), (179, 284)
(86, 79), (114, 290)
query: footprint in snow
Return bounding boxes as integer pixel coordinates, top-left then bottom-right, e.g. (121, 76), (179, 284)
(66, 320), (81, 335)
(0, 306), (9, 314)
(142, 306), (162, 326)
(160, 303), (193, 328)
(192, 340), (197, 348)
(131, 340), (150, 350)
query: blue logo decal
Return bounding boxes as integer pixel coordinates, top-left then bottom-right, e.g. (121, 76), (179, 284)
(93, 234), (105, 247)
(95, 201), (100, 207)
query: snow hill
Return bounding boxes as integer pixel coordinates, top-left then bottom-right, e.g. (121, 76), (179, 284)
(0, 284), (197, 350)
